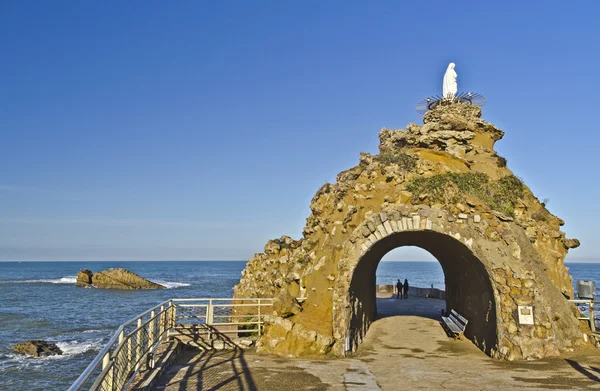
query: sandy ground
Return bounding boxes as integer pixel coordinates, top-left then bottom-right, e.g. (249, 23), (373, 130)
(146, 295), (600, 391)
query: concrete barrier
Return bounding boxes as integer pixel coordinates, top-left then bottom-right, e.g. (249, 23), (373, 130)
(376, 285), (445, 299)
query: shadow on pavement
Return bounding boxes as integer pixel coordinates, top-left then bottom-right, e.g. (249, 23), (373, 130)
(566, 358), (600, 383)
(152, 327), (257, 391)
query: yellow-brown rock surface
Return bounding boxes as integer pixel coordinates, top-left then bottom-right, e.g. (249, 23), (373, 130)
(234, 101), (583, 360)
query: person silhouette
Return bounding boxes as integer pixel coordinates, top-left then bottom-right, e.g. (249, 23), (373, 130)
(404, 279), (409, 299)
(396, 279), (402, 299)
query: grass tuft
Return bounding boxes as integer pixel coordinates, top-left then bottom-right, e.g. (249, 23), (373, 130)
(406, 172), (525, 216)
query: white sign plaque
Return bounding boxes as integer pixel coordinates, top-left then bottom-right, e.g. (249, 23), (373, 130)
(518, 305), (534, 325)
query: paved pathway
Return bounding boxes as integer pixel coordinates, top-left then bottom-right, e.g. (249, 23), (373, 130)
(149, 295), (600, 390)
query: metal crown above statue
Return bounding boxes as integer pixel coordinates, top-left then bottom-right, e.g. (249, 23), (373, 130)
(415, 62), (486, 115)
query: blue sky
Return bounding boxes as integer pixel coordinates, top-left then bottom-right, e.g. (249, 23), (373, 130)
(1, 1), (598, 261)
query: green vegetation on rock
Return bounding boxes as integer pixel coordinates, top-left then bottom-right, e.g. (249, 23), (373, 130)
(375, 150), (417, 171)
(406, 172), (524, 216)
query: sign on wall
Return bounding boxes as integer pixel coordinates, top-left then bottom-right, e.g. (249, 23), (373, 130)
(517, 305), (534, 325)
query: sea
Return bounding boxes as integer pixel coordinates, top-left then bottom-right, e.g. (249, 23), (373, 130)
(0, 260), (598, 391)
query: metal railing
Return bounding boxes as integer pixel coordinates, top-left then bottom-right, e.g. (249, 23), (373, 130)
(173, 298), (273, 338)
(569, 299), (600, 333)
(68, 298), (273, 391)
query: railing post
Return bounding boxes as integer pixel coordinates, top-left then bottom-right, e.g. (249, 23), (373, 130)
(159, 305), (165, 338)
(127, 336), (132, 381)
(207, 300), (213, 325)
(169, 300), (175, 331)
(135, 317), (143, 371)
(591, 302), (596, 333)
(102, 352), (113, 391)
(113, 329), (124, 389)
(150, 310), (156, 344)
(207, 300), (214, 340)
(258, 299), (262, 337)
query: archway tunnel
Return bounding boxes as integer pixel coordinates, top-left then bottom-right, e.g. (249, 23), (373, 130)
(348, 230), (497, 355)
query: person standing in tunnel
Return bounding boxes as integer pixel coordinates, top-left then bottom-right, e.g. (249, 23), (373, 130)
(396, 279), (403, 299)
(403, 279), (409, 299)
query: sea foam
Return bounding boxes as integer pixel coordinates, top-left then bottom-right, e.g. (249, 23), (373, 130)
(0, 276), (78, 284)
(151, 280), (191, 289)
(56, 340), (104, 356)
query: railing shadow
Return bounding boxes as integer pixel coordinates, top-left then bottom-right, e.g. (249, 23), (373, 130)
(566, 359), (600, 382)
(152, 325), (257, 391)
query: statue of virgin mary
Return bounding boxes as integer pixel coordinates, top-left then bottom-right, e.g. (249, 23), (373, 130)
(443, 63), (457, 99)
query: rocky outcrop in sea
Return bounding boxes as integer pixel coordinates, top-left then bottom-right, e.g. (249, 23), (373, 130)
(76, 268), (165, 289)
(13, 340), (62, 357)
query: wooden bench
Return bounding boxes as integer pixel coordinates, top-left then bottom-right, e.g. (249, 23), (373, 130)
(441, 309), (468, 339)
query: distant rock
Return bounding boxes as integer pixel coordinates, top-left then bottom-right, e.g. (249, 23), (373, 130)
(75, 268), (165, 290)
(92, 268), (165, 289)
(14, 340), (62, 357)
(76, 269), (93, 287)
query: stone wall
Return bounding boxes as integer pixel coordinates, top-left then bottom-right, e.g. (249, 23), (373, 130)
(233, 101), (584, 360)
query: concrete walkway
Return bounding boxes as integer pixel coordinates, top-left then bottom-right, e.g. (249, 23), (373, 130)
(149, 295), (600, 391)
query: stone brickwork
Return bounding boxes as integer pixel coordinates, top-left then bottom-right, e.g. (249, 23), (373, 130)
(234, 101), (584, 360)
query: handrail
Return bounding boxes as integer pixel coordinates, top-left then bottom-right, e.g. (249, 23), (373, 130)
(568, 299), (600, 304)
(68, 297), (273, 391)
(122, 300), (172, 325)
(569, 299), (599, 333)
(171, 297), (266, 302)
(68, 300), (171, 391)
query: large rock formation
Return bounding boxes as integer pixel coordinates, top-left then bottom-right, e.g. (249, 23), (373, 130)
(14, 340), (62, 357)
(76, 268), (165, 289)
(234, 101), (584, 361)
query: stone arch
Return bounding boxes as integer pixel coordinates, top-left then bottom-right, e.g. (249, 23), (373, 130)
(329, 205), (585, 360)
(348, 231), (496, 354)
(332, 207), (499, 356)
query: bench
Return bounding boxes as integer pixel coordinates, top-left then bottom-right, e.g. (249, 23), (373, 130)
(441, 309), (468, 339)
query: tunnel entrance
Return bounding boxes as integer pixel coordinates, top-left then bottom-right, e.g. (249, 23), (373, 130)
(375, 247), (444, 320)
(346, 230), (497, 355)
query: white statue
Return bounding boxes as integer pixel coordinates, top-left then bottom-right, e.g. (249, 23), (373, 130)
(442, 62), (457, 99)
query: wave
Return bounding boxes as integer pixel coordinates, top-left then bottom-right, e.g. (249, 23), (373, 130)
(0, 276), (77, 285)
(58, 326), (113, 335)
(81, 329), (108, 334)
(56, 339), (104, 356)
(151, 280), (191, 289)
